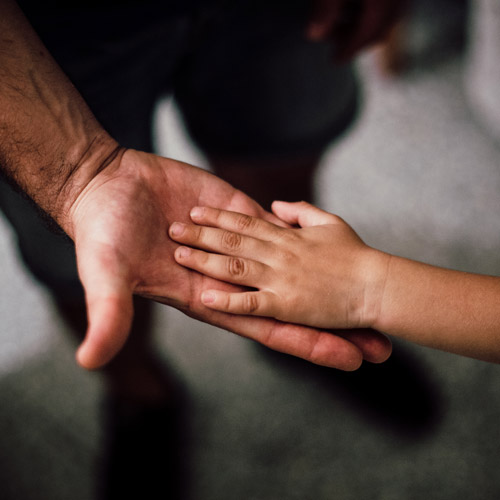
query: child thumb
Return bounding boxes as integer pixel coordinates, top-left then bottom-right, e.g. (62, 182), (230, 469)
(271, 200), (336, 228)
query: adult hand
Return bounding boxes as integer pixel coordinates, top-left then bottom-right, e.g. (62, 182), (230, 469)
(307, 0), (405, 59)
(68, 150), (391, 370)
(0, 0), (391, 370)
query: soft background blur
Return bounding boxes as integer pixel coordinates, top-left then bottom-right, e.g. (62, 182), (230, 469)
(2, 0), (500, 498)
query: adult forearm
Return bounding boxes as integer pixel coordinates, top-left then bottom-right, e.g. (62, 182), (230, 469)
(0, 0), (119, 235)
(375, 256), (500, 363)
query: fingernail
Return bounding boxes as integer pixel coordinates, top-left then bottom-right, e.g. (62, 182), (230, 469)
(190, 207), (204, 219)
(176, 246), (191, 259)
(170, 222), (185, 236)
(201, 291), (215, 304)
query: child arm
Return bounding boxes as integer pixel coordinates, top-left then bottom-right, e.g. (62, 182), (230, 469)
(170, 201), (500, 363)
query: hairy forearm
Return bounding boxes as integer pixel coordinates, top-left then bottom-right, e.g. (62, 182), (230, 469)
(374, 256), (500, 363)
(0, 0), (119, 235)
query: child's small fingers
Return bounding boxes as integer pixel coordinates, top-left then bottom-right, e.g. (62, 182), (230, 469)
(201, 289), (275, 317)
(174, 246), (269, 288)
(190, 206), (282, 241)
(271, 201), (339, 228)
(170, 221), (268, 259)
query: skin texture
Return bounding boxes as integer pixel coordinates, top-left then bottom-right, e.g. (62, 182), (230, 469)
(169, 202), (389, 329)
(171, 201), (500, 364)
(70, 153), (391, 370)
(0, 0), (392, 371)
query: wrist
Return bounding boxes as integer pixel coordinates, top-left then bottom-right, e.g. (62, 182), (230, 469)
(353, 248), (393, 330)
(0, 0), (124, 238)
(53, 132), (124, 237)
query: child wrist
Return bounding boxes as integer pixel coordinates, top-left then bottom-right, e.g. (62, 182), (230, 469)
(355, 249), (392, 330)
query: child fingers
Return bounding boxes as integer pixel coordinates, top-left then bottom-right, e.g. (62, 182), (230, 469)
(170, 221), (269, 259)
(271, 201), (339, 228)
(200, 289), (275, 317)
(174, 246), (269, 287)
(190, 206), (282, 241)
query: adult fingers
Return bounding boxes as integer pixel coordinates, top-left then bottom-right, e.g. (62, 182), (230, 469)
(227, 317), (391, 368)
(203, 309), (365, 371)
(181, 287), (392, 369)
(271, 200), (339, 228)
(75, 242), (134, 370)
(335, 329), (392, 364)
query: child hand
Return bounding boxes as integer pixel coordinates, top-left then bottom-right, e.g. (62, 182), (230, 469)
(169, 201), (390, 330)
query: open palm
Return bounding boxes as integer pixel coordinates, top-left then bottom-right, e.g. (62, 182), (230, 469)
(69, 150), (391, 369)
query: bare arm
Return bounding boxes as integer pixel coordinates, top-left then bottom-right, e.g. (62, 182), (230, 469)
(375, 257), (500, 364)
(170, 201), (500, 364)
(0, 0), (120, 234)
(0, 2), (392, 370)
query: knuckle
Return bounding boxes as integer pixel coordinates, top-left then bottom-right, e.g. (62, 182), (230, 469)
(274, 246), (295, 266)
(227, 257), (247, 278)
(275, 227), (299, 246)
(224, 294), (232, 311)
(194, 225), (204, 242)
(282, 230), (299, 244)
(242, 293), (259, 314)
(213, 208), (224, 225)
(307, 331), (323, 365)
(235, 213), (256, 231)
(221, 230), (242, 251)
(198, 250), (210, 266)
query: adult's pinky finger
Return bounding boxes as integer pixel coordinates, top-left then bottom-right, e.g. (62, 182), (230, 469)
(201, 289), (275, 317)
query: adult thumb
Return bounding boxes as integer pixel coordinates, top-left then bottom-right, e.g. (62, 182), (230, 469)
(75, 244), (134, 370)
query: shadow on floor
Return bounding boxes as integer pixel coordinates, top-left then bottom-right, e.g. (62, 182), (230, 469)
(261, 340), (445, 441)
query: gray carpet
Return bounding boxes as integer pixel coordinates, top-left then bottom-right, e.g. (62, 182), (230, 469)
(2, 4), (500, 499)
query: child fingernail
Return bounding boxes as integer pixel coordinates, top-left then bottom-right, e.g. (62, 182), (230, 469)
(201, 291), (215, 304)
(170, 222), (185, 236)
(176, 246), (191, 259)
(190, 207), (204, 219)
